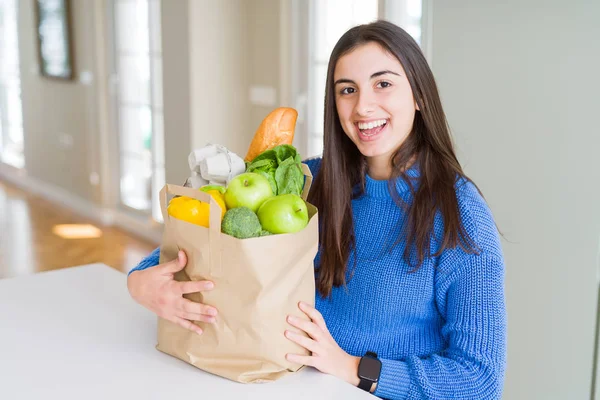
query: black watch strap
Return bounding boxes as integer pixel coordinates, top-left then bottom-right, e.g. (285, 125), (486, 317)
(358, 351), (380, 392)
(358, 377), (373, 391)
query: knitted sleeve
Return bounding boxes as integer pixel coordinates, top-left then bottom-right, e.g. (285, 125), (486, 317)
(374, 252), (506, 399)
(128, 247), (161, 275)
(374, 182), (507, 399)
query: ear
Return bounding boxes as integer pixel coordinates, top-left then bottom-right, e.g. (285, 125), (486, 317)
(414, 99), (421, 111)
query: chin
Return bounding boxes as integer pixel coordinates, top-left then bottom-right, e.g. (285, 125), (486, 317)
(355, 142), (395, 159)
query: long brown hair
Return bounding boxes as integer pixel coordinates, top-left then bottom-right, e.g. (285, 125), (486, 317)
(308, 20), (480, 298)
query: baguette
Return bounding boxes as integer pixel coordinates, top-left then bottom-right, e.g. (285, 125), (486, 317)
(245, 107), (298, 162)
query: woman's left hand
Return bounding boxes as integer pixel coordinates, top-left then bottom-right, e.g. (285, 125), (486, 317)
(285, 301), (360, 386)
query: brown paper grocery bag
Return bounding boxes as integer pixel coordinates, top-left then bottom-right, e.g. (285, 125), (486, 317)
(156, 164), (318, 383)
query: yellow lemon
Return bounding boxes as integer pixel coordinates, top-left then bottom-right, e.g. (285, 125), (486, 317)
(200, 188), (227, 220)
(167, 189), (226, 228)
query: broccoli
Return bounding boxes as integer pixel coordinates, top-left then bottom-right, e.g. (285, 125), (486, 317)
(221, 207), (262, 239)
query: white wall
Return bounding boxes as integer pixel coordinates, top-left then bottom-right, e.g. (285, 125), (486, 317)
(189, 0), (250, 157)
(430, 0), (600, 398)
(17, 0), (103, 204)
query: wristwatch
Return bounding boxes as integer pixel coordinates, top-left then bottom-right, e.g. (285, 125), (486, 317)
(357, 351), (382, 392)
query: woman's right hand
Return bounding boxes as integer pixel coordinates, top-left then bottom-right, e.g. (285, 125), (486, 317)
(127, 250), (217, 335)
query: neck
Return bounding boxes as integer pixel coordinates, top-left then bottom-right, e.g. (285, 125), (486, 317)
(366, 153), (418, 180)
(366, 156), (392, 180)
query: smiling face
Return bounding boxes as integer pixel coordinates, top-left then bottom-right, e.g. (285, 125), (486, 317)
(333, 42), (418, 177)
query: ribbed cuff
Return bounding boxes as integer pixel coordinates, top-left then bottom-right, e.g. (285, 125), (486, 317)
(128, 247), (161, 275)
(374, 358), (411, 400)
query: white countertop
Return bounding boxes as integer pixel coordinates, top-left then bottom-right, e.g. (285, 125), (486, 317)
(0, 264), (374, 399)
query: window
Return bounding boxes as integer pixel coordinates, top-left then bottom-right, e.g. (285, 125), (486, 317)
(306, 0), (422, 158)
(0, 0), (25, 169)
(112, 0), (164, 222)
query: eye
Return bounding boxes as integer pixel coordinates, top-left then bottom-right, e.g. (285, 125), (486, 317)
(376, 81), (392, 89)
(339, 87), (356, 95)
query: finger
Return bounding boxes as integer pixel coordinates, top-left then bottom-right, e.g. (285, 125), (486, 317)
(299, 302), (328, 332)
(178, 311), (216, 324)
(286, 353), (314, 367)
(287, 316), (323, 341)
(178, 280), (214, 295)
(162, 250), (187, 273)
(285, 330), (319, 353)
(180, 298), (218, 317)
(172, 316), (203, 335)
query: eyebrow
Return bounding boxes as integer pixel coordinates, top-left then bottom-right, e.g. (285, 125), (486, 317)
(334, 70), (401, 86)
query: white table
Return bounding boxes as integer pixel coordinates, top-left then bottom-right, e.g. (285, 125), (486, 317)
(0, 264), (374, 399)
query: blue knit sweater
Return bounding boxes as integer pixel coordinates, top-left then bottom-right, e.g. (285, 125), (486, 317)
(130, 157), (506, 399)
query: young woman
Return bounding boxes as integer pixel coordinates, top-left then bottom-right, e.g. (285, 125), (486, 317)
(128, 20), (506, 399)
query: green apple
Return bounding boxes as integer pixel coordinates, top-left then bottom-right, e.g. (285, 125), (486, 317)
(257, 194), (309, 234)
(224, 172), (274, 212)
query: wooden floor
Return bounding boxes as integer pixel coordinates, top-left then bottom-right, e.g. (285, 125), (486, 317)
(0, 179), (157, 279)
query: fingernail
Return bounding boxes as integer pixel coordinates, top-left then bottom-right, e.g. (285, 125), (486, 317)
(196, 329), (203, 335)
(208, 308), (218, 316)
(287, 316), (295, 323)
(208, 317), (216, 323)
(206, 282), (214, 289)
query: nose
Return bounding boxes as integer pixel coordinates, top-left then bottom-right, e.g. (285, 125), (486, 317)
(354, 89), (375, 117)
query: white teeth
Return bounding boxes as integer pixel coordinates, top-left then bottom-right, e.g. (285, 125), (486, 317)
(358, 119), (386, 130)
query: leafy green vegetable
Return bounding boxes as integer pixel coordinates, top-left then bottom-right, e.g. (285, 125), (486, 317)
(273, 145), (297, 164)
(275, 156), (303, 195)
(245, 144), (304, 196)
(245, 158), (275, 171)
(250, 149), (277, 164)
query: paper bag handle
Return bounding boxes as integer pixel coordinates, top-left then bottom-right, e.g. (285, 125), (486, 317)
(159, 184), (223, 276)
(300, 163), (313, 201)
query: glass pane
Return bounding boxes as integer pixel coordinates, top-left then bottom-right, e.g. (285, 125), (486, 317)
(120, 154), (152, 211)
(315, 0), (379, 62)
(406, 24), (421, 44)
(151, 55), (163, 109)
(152, 110), (164, 167)
(313, 0), (327, 62)
(311, 63), (327, 134)
(308, 133), (324, 158)
(118, 105), (152, 155)
(1, 1), (18, 47)
(407, 0), (422, 19)
(115, 0), (149, 54)
(151, 165), (165, 222)
(1, 124), (25, 168)
(148, 0), (162, 54)
(117, 54), (150, 105)
(0, 88), (6, 122)
(0, 0), (24, 169)
(6, 85), (22, 127)
(6, 122), (22, 147)
(352, 0), (378, 24)
(0, 58), (19, 81)
(315, 1), (349, 62)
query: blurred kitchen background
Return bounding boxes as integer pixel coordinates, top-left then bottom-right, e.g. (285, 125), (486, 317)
(0, 0), (598, 398)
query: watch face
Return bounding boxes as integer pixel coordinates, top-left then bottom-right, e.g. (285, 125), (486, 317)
(358, 356), (382, 381)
